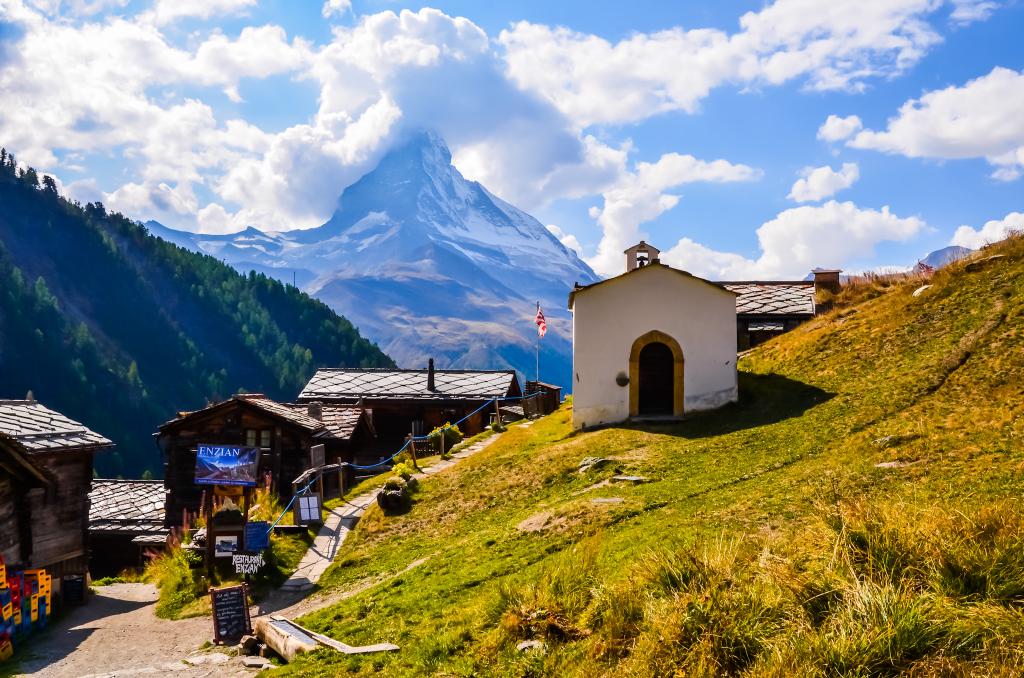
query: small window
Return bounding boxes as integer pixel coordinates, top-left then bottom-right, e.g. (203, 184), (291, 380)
(245, 429), (257, 447)
(260, 430), (272, 448)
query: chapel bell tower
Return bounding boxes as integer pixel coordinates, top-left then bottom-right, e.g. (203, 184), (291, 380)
(624, 241), (661, 272)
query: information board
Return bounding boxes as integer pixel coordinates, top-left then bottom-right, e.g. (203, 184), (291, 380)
(210, 584), (251, 643)
(244, 521), (270, 552)
(195, 444), (259, 487)
(294, 493), (323, 526)
(310, 443), (325, 469)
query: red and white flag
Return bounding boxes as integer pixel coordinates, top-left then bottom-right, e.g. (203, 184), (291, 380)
(534, 305), (547, 338)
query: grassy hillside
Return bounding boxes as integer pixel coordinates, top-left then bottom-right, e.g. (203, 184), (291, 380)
(276, 235), (1024, 677)
(0, 151), (393, 477)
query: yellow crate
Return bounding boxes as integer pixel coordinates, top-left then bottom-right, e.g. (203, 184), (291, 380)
(0, 563), (6, 582)
(1, 602), (11, 620)
(12, 608), (20, 625)
(0, 639), (13, 662)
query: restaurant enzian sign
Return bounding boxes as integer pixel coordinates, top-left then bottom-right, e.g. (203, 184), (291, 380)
(195, 444), (259, 487)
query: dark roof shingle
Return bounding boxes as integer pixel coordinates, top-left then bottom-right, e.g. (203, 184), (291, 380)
(159, 395), (365, 441)
(313, 405), (364, 440)
(89, 479), (166, 534)
(299, 369), (518, 401)
(0, 400), (113, 454)
(720, 282), (816, 316)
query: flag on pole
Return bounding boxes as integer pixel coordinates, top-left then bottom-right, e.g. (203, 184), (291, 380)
(534, 304), (547, 338)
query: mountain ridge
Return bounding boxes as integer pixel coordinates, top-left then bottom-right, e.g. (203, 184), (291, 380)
(0, 152), (393, 477)
(149, 130), (598, 388)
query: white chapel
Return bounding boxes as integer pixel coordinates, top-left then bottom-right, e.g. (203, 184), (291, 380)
(568, 241), (738, 430)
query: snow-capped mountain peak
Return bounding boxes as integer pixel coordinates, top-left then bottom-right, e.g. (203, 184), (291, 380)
(148, 130), (596, 389)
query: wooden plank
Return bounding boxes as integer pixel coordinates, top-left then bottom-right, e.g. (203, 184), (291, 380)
(269, 617), (399, 656)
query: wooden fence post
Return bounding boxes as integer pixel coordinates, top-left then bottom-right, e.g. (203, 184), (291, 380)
(409, 434), (419, 471)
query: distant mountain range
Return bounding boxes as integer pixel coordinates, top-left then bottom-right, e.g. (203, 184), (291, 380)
(920, 245), (973, 269)
(0, 154), (391, 477)
(150, 130), (598, 389)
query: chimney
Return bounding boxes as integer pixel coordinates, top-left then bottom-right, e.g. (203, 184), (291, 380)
(624, 241), (661, 272)
(427, 358), (436, 391)
(306, 402), (322, 420)
(812, 268), (842, 295)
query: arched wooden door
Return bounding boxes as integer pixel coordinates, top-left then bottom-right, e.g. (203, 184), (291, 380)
(629, 330), (684, 417)
(637, 342), (674, 414)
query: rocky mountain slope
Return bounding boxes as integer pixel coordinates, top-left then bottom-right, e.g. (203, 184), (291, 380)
(150, 130), (598, 389)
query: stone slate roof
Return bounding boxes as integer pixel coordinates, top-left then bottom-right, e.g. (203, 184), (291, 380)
(0, 400), (113, 454)
(720, 282), (816, 317)
(89, 479), (167, 535)
(233, 394), (324, 430)
(300, 369), (519, 402)
(159, 395), (365, 441)
(313, 405), (364, 440)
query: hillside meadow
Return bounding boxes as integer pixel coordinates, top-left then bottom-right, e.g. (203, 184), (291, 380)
(276, 235), (1024, 676)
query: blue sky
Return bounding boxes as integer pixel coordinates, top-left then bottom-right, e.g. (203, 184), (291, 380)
(1, 0), (1022, 279)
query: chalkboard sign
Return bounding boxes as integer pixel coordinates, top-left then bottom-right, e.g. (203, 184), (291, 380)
(244, 521), (270, 552)
(210, 584), (251, 643)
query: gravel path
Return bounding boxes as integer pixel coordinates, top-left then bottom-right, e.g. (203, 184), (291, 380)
(12, 583), (249, 678)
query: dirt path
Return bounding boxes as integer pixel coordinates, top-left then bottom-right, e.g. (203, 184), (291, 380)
(11, 583), (251, 678)
(10, 430), (510, 676)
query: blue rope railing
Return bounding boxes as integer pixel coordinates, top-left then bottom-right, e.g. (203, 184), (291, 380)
(265, 391), (547, 531)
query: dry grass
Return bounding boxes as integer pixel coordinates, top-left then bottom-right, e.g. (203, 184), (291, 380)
(276, 233), (1024, 676)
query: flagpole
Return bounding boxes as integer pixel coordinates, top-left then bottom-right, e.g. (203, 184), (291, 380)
(536, 301), (540, 383)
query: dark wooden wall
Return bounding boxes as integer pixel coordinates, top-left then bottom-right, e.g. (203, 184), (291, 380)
(0, 472), (22, 565)
(27, 453), (92, 571)
(161, 406), (326, 527)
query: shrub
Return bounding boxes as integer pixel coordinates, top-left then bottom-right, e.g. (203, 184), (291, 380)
(428, 422), (462, 452)
(144, 545), (206, 619)
(392, 462), (415, 480)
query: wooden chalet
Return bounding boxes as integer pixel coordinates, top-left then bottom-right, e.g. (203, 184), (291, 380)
(157, 394), (374, 528)
(297, 361), (522, 445)
(720, 270), (841, 350)
(88, 479), (168, 578)
(0, 399), (113, 597)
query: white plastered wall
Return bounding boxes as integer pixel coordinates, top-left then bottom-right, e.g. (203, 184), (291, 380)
(570, 265), (738, 429)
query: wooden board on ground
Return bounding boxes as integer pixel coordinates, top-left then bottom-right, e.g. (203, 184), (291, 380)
(258, 616), (399, 661)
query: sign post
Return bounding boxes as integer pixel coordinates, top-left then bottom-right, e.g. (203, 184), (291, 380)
(195, 444), (258, 574)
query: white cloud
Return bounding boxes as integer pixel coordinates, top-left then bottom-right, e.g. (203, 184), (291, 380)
(546, 224), (583, 255)
(144, 0), (256, 26)
(321, 0), (351, 19)
(662, 200), (925, 279)
(951, 211), (1024, 248)
(195, 202), (235, 234)
(818, 114), (863, 142)
(849, 66), (1024, 181)
(0, 0), (989, 255)
(27, 0), (129, 16)
(586, 153), (762, 276)
(788, 163), (859, 202)
(949, 0), (998, 24)
(300, 8), (627, 213)
(105, 181), (198, 222)
(500, 0), (949, 127)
